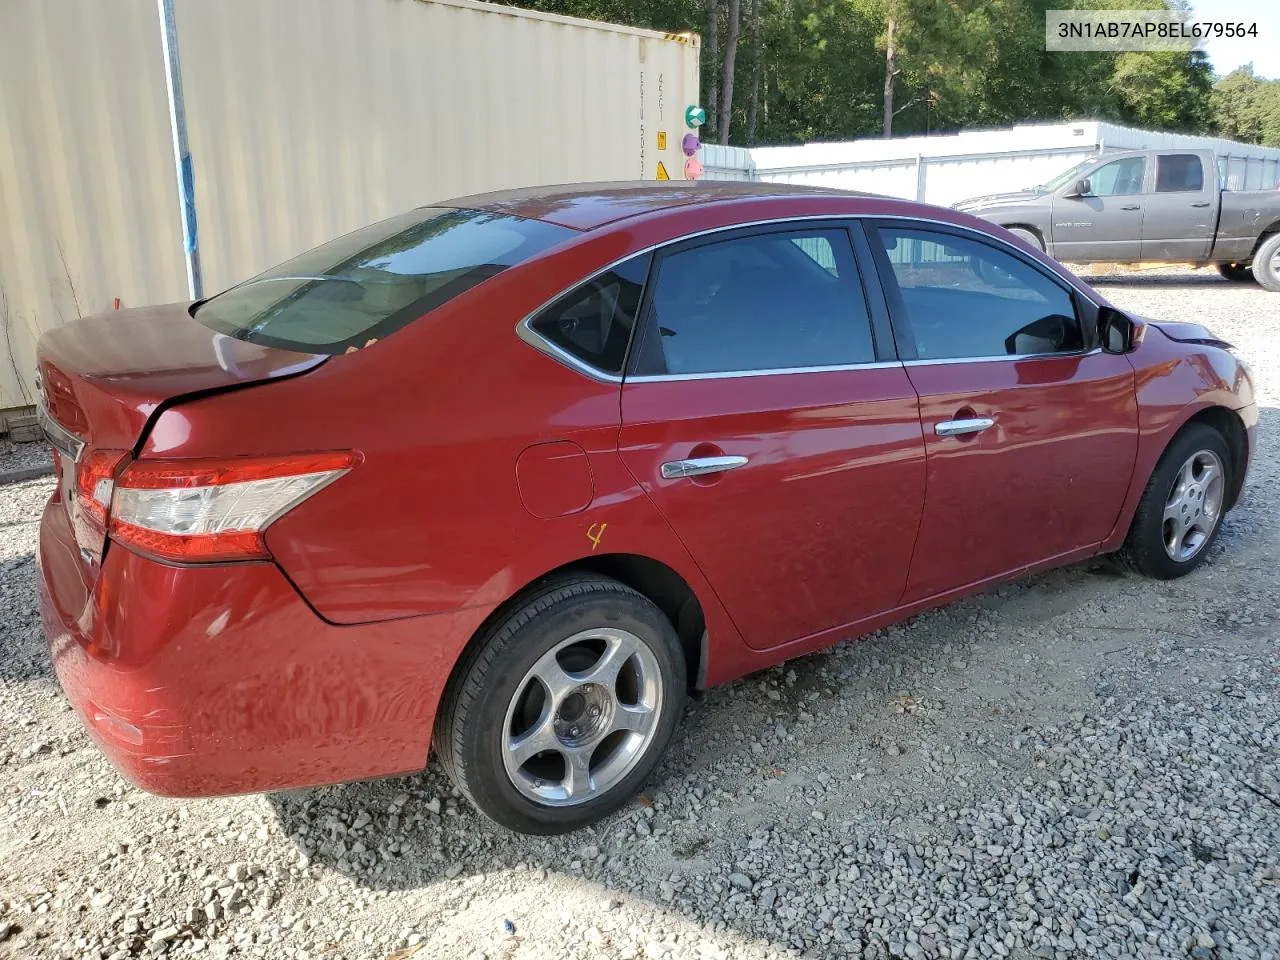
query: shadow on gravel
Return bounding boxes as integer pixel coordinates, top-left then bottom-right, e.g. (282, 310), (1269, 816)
(262, 556), (1122, 880)
(261, 403), (1278, 956)
(0, 551), (54, 683)
(1078, 273), (1232, 288)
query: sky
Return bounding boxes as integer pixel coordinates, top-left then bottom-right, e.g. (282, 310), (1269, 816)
(1194, 0), (1279, 78)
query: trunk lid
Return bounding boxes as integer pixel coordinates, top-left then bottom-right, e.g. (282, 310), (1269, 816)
(37, 302), (324, 590)
(38, 301), (324, 450)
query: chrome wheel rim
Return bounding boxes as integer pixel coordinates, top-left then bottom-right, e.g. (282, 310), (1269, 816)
(1162, 450), (1225, 562)
(502, 627), (662, 807)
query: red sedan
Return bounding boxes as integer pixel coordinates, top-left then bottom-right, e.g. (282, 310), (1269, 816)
(37, 183), (1256, 834)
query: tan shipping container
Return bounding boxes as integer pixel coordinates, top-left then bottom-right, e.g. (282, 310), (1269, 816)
(0, 0), (701, 415)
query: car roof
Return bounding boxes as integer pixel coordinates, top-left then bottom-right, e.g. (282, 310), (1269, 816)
(438, 181), (880, 232)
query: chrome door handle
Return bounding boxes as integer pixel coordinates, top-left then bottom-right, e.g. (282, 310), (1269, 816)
(935, 417), (994, 438)
(1191, 201), (1211, 208)
(660, 455), (749, 479)
(1121, 204), (1141, 211)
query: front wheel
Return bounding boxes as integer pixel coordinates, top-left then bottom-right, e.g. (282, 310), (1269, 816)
(1117, 423), (1232, 579)
(434, 575), (686, 834)
(1252, 233), (1280, 292)
(1217, 262), (1255, 283)
(1006, 227), (1044, 252)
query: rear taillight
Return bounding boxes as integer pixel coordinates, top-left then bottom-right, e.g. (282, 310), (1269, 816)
(108, 452), (358, 563)
(72, 450), (131, 559)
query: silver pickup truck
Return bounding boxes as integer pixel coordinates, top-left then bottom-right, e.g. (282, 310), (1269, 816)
(953, 147), (1280, 291)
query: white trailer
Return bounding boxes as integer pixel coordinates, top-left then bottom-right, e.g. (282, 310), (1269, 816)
(750, 121), (1280, 206)
(0, 0), (702, 418)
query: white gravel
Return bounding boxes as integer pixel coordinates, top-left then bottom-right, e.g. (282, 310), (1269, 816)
(0, 440), (52, 479)
(1, 268), (1277, 960)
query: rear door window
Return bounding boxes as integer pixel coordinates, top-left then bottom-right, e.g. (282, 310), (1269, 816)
(1156, 155), (1205, 192)
(194, 208), (572, 354)
(634, 229), (876, 376)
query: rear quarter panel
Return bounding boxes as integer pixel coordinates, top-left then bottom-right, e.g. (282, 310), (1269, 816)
(138, 227), (752, 685)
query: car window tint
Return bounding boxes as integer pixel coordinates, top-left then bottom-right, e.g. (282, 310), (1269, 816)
(194, 208), (572, 354)
(643, 230), (874, 375)
(1156, 154), (1204, 192)
(529, 254), (651, 375)
(876, 227), (1083, 361)
(1087, 157), (1145, 196)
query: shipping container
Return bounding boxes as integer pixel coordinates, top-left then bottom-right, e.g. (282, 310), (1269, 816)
(0, 0), (702, 417)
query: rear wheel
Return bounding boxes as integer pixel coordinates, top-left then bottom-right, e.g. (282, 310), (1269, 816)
(1117, 423), (1232, 579)
(435, 575), (685, 834)
(1252, 233), (1280, 292)
(1217, 262), (1255, 283)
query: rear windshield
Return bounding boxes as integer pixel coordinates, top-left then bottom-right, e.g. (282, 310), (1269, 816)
(193, 207), (572, 354)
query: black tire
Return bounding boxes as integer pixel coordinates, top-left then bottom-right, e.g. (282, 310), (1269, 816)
(1252, 233), (1280, 293)
(1006, 227), (1044, 252)
(1217, 262), (1255, 283)
(435, 575), (685, 834)
(1116, 423), (1233, 580)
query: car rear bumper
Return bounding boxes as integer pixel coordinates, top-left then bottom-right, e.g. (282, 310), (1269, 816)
(38, 496), (490, 797)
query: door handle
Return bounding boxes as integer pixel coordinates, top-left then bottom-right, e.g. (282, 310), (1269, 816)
(935, 417), (995, 438)
(660, 455), (748, 480)
(1191, 201), (1211, 208)
(1121, 204), (1141, 211)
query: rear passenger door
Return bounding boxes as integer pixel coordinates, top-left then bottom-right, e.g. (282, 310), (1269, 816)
(1141, 153), (1216, 260)
(618, 224), (926, 651)
(867, 222), (1138, 603)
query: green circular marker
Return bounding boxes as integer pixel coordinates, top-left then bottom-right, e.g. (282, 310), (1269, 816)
(685, 105), (706, 129)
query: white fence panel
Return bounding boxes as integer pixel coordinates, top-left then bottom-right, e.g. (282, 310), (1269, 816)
(700, 143), (755, 181)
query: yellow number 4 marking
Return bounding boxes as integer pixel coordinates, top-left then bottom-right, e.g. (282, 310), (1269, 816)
(587, 522), (608, 552)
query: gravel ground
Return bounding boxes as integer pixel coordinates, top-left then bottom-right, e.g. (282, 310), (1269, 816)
(0, 440), (52, 479)
(1, 268), (1277, 960)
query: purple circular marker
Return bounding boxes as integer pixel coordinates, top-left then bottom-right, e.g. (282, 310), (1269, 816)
(681, 133), (700, 157)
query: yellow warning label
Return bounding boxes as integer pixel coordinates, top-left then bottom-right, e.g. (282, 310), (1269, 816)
(656, 161), (670, 181)
(657, 131), (668, 150)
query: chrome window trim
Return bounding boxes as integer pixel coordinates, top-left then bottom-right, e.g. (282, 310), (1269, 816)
(37, 403), (85, 462)
(902, 346), (1103, 367)
(867, 213), (1106, 308)
(514, 321), (623, 385)
(514, 211), (1107, 383)
(628, 360), (903, 383)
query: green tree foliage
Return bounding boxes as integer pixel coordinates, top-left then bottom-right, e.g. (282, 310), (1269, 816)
(1213, 67), (1280, 147)
(494, 0), (1260, 145)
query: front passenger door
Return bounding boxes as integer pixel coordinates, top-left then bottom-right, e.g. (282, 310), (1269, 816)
(868, 223), (1139, 603)
(618, 225), (927, 651)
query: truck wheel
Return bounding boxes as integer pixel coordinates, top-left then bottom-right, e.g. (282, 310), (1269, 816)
(1252, 233), (1280, 292)
(1005, 227), (1044, 252)
(435, 575), (685, 834)
(1116, 423), (1232, 580)
(1217, 262), (1255, 283)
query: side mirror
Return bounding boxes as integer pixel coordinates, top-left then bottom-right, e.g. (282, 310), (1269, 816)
(1068, 178), (1091, 198)
(1099, 306), (1144, 354)
(1004, 313), (1069, 355)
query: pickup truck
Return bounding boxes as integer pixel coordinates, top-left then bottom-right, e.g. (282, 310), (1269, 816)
(953, 147), (1280, 291)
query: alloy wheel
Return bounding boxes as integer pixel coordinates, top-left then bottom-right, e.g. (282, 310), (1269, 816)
(502, 627), (662, 806)
(1162, 449), (1225, 562)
